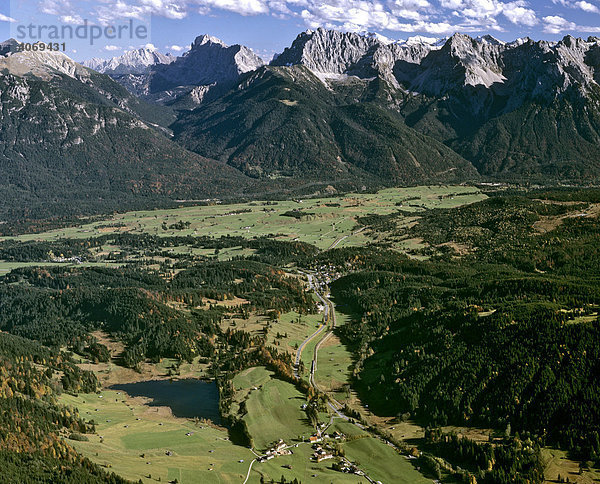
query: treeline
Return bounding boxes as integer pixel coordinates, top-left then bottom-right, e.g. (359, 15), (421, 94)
(0, 332), (128, 482)
(422, 429), (545, 484)
(0, 234), (319, 265)
(0, 451), (132, 483)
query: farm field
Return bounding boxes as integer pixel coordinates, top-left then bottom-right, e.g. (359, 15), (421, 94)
(1, 186), (486, 252)
(541, 448), (600, 484)
(250, 443), (365, 483)
(267, 311), (325, 356)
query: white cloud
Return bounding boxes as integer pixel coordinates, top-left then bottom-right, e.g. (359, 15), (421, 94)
(140, 0), (188, 18)
(391, 0), (432, 21)
(144, 42), (157, 50)
(298, 0), (449, 32)
(574, 0), (599, 13)
(552, 0), (600, 14)
(543, 15), (576, 33)
(167, 44), (185, 51)
(104, 44), (121, 50)
(0, 13), (16, 22)
(543, 15), (600, 33)
(37, 0), (600, 39)
(502, 1), (537, 26)
(201, 0), (270, 16)
(39, 0), (84, 24)
(440, 0), (537, 30)
(95, 1), (150, 24)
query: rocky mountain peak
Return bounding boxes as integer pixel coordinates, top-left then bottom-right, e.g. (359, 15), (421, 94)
(162, 35), (263, 87)
(475, 34), (505, 46)
(0, 38), (18, 57)
(399, 35), (445, 47)
(192, 34), (227, 48)
(0, 49), (92, 80)
(83, 47), (175, 75)
(272, 28), (381, 74)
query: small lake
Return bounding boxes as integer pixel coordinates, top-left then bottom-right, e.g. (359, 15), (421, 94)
(110, 379), (222, 425)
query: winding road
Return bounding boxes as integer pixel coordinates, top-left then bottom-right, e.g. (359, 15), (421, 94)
(241, 459), (257, 484)
(243, 268), (404, 483)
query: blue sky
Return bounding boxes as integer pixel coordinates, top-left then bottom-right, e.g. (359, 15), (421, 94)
(1, 0), (600, 61)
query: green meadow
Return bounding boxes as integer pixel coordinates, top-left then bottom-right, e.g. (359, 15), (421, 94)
(60, 390), (254, 484)
(231, 367), (313, 450)
(2, 186), (485, 252)
(229, 368), (430, 484)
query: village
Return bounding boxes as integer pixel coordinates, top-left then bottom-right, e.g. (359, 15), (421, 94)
(256, 429), (368, 477)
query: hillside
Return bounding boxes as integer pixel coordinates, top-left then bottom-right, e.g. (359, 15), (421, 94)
(0, 51), (253, 225)
(172, 65), (478, 183)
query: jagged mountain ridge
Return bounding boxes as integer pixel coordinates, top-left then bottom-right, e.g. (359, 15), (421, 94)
(87, 35), (264, 106)
(266, 29), (600, 181)
(83, 47), (176, 75)
(84, 29), (600, 183)
(271, 28), (600, 100)
(83, 29), (600, 107)
(172, 65), (478, 183)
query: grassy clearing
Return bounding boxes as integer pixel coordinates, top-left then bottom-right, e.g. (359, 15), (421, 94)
(60, 390), (253, 484)
(315, 337), (353, 394)
(542, 448), (600, 483)
(267, 311), (324, 356)
(230, 368), (428, 483)
(341, 435), (430, 484)
(2, 186), (486, 251)
(252, 443), (365, 484)
(314, 307), (354, 396)
(327, 420), (430, 483)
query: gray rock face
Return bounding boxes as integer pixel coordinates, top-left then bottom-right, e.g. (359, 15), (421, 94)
(0, 49), (93, 81)
(0, 38), (18, 57)
(84, 34), (264, 107)
(271, 28), (440, 86)
(149, 34), (264, 91)
(83, 47), (175, 75)
(272, 29), (600, 108)
(272, 28), (382, 74)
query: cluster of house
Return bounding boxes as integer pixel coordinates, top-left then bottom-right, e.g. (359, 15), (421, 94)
(309, 430), (343, 443)
(257, 440), (293, 463)
(310, 431), (345, 463)
(49, 255), (82, 264)
(314, 264), (342, 285)
(312, 445), (334, 463)
(336, 460), (363, 475)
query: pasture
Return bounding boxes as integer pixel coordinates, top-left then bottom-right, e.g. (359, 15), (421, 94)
(60, 390), (254, 484)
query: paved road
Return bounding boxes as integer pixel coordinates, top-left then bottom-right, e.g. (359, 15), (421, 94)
(327, 226), (368, 250)
(241, 269), (419, 483)
(293, 273), (329, 378)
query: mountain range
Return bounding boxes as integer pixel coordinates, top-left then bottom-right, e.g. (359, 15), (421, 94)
(3, 29), (600, 225)
(82, 35), (264, 106)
